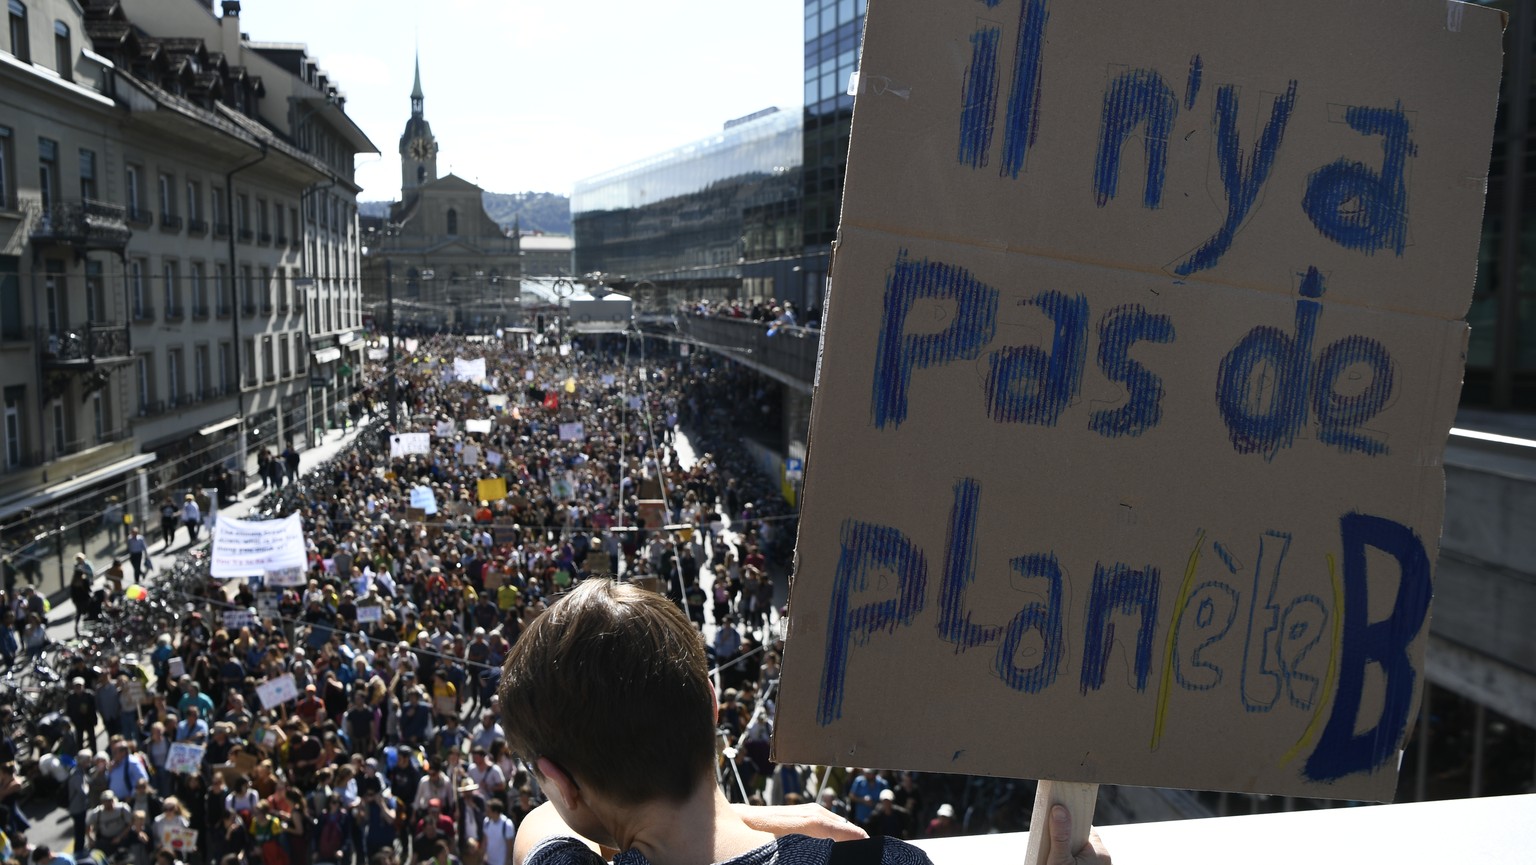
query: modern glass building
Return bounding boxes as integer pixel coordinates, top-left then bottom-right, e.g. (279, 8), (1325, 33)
(571, 108), (801, 301)
(800, 0), (866, 306)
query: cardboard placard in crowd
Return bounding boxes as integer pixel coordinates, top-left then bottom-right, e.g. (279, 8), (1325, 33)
(775, 0), (1504, 803)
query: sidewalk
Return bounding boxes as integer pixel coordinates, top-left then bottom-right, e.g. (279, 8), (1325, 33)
(39, 423), (372, 642)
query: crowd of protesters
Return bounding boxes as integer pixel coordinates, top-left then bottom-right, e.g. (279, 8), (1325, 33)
(0, 334), (972, 865)
(683, 299), (820, 331)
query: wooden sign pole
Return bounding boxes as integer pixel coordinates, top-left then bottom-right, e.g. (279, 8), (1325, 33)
(1022, 781), (1097, 865)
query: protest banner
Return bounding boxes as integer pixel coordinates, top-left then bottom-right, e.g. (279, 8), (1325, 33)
(586, 551), (612, 575)
(558, 422), (586, 442)
(774, 0), (1504, 812)
(357, 605), (384, 624)
(256, 591), (280, 619)
(467, 418), (494, 433)
(478, 477), (508, 502)
(410, 486), (439, 515)
(626, 396), (642, 410)
(551, 473), (575, 501)
(487, 394), (509, 410)
(264, 566), (305, 587)
(636, 499), (666, 531)
(390, 433), (431, 457)
(211, 514), (307, 578)
(166, 742), (204, 775)
(486, 450), (504, 468)
(256, 673), (299, 710)
(454, 357), (488, 382)
(461, 443), (482, 465)
(601, 374), (616, 387)
(406, 507), (428, 524)
(162, 827), (198, 855)
(435, 420), (456, 437)
(222, 609), (254, 630)
(167, 657), (184, 679)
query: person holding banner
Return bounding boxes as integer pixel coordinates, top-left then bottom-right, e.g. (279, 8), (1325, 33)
(500, 580), (1108, 865)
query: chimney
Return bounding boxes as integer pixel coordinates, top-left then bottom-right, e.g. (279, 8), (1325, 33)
(221, 2), (241, 60)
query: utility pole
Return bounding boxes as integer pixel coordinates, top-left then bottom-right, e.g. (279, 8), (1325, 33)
(385, 256), (397, 428)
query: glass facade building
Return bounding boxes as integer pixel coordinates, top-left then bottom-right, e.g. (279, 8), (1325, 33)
(571, 108), (801, 298)
(801, 0), (866, 292)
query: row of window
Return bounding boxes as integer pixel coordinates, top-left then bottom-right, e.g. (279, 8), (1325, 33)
(135, 334), (305, 416)
(126, 164), (300, 246)
(6, 1), (74, 83)
(0, 385), (117, 469)
(124, 258), (301, 322)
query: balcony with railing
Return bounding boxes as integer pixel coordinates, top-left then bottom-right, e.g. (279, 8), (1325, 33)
(213, 221), (231, 239)
(260, 300), (274, 315)
(241, 303), (258, 318)
(159, 213), (183, 233)
(238, 228), (254, 243)
(29, 199), (132, 254)
(258, 232), (273, 245)
(188, 218), (209, 236)
(126, 206), (152, 227)
(131, 303), (155, 323)
(275, 233), (288, 246)
(39, 323), (133, 370)
(164, 304), (185, 321)
(191, 303), (210, 320)
(216, 302), (232, 319)
(677, 313), (818, 392)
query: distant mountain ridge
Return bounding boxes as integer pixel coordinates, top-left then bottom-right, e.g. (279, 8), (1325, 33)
(360, 191), (572, 236)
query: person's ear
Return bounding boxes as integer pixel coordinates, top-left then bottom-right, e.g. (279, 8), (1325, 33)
(534, 757), (582, 811)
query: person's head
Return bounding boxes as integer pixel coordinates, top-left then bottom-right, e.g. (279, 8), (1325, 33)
(498, 578), (714, 809)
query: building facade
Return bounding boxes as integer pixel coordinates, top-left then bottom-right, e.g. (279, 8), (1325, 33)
(361, 59), (521, 332)
(571, 107), (801, 306)
(0, 0), (371, 581)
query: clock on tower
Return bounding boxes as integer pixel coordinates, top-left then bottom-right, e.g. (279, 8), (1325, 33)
(408, 137), (433, 161)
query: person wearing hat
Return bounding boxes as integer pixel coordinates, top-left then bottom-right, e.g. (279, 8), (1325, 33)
(66, 675), (99, 749)
(925, 804), (959, 839)
(180, 494), (203, 543)
(87, 788), (134, 856)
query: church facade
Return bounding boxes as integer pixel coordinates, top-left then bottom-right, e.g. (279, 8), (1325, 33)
(362, 58), (521, 331)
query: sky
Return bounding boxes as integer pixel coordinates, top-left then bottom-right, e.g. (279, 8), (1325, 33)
(233, 0), (807, 203)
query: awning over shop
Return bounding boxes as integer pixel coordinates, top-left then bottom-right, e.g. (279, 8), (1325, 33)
(0, 452), (158, 521)
(198, 416), (241, 436)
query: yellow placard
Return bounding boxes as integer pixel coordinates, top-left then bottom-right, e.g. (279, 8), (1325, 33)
(477, 477), (508, 502)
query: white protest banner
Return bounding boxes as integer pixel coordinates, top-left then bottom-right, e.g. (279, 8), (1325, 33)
(167, 657), (184, 679)
(435, 420), (456, 437)
(454, 357), (488, 382)
(166, 742), (205, 775)
(774, 0), (1503, 806)
(466, 418), (493, 434)
(255, 673), (299, 710)
(390, 433), (431, 458)
(524, 369), (535, 382)
(264, 566), (306, 587)
(368, 347), (388, 361)
(357, 605), (384, 624)
(405, 338), (420, 353)
(558, 422), (586, 442)
(222, 610), (254, 630)
(211, 514), (307, 578)
(487, 394), (509, 410)
(409, 485), (438, 516)
(461, 444), (482, 465)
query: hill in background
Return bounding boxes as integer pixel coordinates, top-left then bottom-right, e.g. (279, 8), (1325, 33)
(359, 191), (572, 236)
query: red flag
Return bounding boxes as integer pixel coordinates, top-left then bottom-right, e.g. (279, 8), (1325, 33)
(542, 391), (559, 411)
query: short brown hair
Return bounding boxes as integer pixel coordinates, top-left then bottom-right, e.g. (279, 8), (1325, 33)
(498, 579), (715, 804)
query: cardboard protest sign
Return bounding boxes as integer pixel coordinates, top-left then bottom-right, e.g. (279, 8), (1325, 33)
(467, 418), (494, 433)
(223, 610), (255, 630)
(264, 566), (306, 587)
(211, 515), (307, 578)
(162, 827), (198, 854)
(454, 357), (488, 382)
(390, 433), (431, 458)
(435, 420), (456, 437)
(357, 605), (384, 624)
(636, 499), (667, 531)
(478, 477), (509, 502)
(166, 742), (204, 775)
(410, 486), (439, 515)
(256, 673), (299, 710)
(551, 473), (575, 502)
(559, 422), (586, 442)
(775, 0), (1503, 804)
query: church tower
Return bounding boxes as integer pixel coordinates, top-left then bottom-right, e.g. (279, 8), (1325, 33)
(399, 53), (438, 198)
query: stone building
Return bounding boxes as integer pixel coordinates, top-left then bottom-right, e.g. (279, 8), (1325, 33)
(0, 0), (371, 576)
(362, 57), (521, 332)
